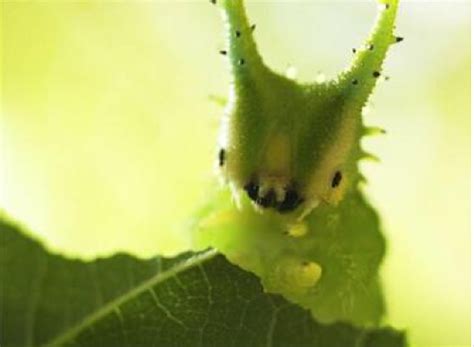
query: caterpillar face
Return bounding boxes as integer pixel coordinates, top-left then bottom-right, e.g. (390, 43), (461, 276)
(214, 0), (400, 219)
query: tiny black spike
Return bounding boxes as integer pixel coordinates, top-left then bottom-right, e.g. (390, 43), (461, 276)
(219, 50), (227, 55)
(250, 24), (256, 32)
(352, 48), (356, 54)
(395, 36), (404, 43)
(373, 71), (381, 78)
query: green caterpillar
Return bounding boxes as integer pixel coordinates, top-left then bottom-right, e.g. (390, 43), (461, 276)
(192, 0), (401, 326)
(215, 0), (399, 222)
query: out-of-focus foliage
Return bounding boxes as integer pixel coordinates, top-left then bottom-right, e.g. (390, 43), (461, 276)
(1, 1), (470, 346)
(2, 2), (219, 257)
(0, 219), (407, 347)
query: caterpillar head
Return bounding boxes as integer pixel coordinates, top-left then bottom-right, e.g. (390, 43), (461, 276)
(214, 0), (400, 219)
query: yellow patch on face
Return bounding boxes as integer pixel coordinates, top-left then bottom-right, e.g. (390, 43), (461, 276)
(262, 133), (291, 176)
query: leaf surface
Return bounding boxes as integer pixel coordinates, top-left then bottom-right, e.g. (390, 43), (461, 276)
(0, 219), (406, 347)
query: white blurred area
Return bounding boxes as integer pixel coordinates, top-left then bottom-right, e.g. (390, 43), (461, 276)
(1, 1), (469, 346)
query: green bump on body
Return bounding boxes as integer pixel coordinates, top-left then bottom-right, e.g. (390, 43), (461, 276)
(194, 0), (400, 326)
(268, 258), (323, 296)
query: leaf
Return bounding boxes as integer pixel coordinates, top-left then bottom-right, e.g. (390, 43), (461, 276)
(1, 219), (406, 347)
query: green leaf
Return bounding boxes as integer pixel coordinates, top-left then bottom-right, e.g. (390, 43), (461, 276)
(1, 219), (406, 347)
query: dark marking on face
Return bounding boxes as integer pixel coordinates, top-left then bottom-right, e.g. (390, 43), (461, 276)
(331, 171), (343, 188)
(218, 148), (226, 167)
(277, 188), (304, 213)
(373, 71), (381, 78)
(244, 181), (259, 201)
(244, 181), (303, 213)
(257, 190), (276, 208)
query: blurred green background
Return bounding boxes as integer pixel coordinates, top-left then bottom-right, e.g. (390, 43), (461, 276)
(1, 1), (470, 346)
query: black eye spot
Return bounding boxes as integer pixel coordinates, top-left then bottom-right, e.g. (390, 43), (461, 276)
(244, 181), (259, 201)
(331, 171), (343, 188)
(218, 148), (226, 167)
(373, 71), (381, 78)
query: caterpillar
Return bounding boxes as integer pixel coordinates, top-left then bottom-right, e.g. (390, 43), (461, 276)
(196, 0), (401, 325)
(213, 0), (401, 222)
